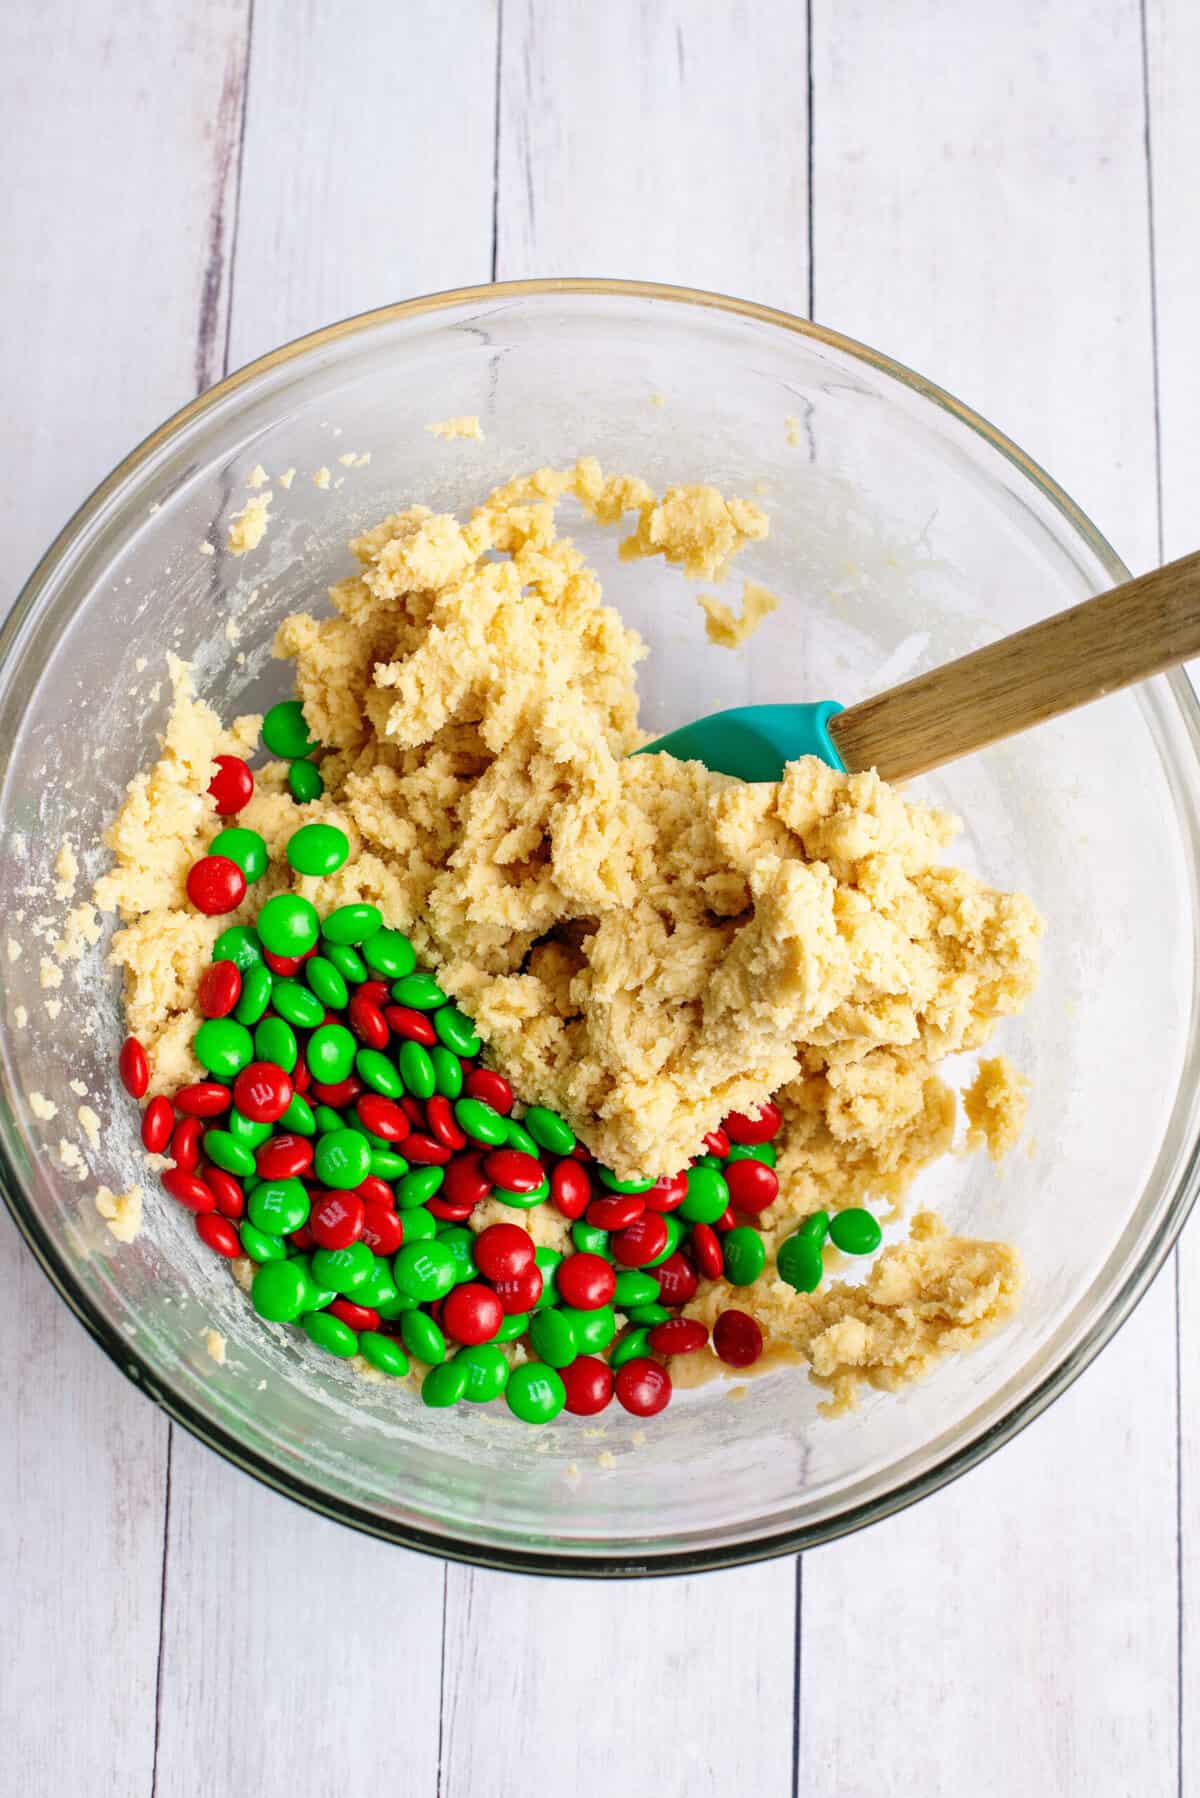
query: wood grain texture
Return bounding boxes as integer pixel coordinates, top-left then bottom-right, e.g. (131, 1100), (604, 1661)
(0, 3), (251, 1792)
(801, 3), (1180, 1793)
(832, 549), (1200, 781)
(1145, 0), (1200, 1787)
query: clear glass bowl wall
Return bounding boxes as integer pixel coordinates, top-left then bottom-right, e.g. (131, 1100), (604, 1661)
(3, 284), (1199, 1574)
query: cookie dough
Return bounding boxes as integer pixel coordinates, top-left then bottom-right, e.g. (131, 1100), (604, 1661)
(95, 459), (1042, 1402)
(698, 578), (779, 647)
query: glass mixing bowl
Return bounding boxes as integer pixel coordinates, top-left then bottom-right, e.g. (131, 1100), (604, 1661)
(3, 279), (1199, 1576)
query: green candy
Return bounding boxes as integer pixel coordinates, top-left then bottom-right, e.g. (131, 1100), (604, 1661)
(314, 1104), (345, 1134)
(399, 1205), (437, 1241)
(254, 1015), (297, 1073)
(239, 1221), (286, 1262)
(249, 1177), (310, 1236)
(529, 1308), (577, 1367)
(370, 1148), (410, 1181)
(562, 1304), (616, 1353)
(624, 1303), (672, 1326)
(210, 826), (268, 883)
(503, 1121), (540, 1156)
(609, 1326), (651, 1369)
(726, 1142), (776, 1168)
(400, 1308), (446, 1365)
(571, 1220), (611, 1258)
(315, 1128), (371, 1189)
(394, 1239), (457, 1302)
(453, 1097), (508, 1147)
(492, 1311), (530, 1342)
(193, 1018), (253, 1078)
(358, 1331), (409, 1377)
(828, 1208), (882, 1256)
(301, 1311), (358, 1358)
(505, 1363), (565, 1425)
(286, 822), (349, 878)
(398, 1040), (436, 1100)
(263, 699), (314, 759)
(648, 1215), (682, 1267)
(257, 893), (320, 958)
(270, 978), (326, 1029)
(290, 1255), (335, 1310)
(422, 1358), (469, 1408)
(325, 941), (368, 983)
(722, 1226), (766, 1286)
(799, 1210), (829, 1245)
(321, 903), (381, 946)
(374, 1290), (417, 1319)
(358, 1262), (400, 1309)
(597, 1167), (655, 1195)
(355, 1048), (403, 1097)
(234, 962), (273, 1025)
(613, 1269), (659, 1308)
(533, 1246), (562, 1309)
(212, 924), (263, 970)
(307, 1023), (357, 1083)
(311, 1242), (375, 1294)
(457, 1343), (509, 1402)
(361, 930), (417, 979)
(429, 1045), (464, 1099)
(389, 969), (443, 1008)
(305, 955), (348, 1010)
(437, 1226), (478, 1284)
(500, 1181), (551, 1212)
(523, 1106), (575, 1156)
(288, 758), (324, 804)
(433, 1004), (480, 1057)
(227, 1108), (272, 1148)
(279, 1092), (316, 1136)
(203, 1129), (256, 1177)
(776, 1232), (824, 1293)
(251, 1259), (310, 1323)
(680, 1164), (729, 1224)
(693, 1154), (722, 1170)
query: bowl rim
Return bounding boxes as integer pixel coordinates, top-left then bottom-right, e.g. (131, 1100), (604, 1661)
(4, 274), (1198, 1578)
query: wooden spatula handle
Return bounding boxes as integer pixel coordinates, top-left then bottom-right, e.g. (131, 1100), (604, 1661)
(828, 548), (1200, 783)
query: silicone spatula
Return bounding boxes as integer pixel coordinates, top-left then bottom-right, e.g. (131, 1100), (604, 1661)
(639, 549), (1200, 782)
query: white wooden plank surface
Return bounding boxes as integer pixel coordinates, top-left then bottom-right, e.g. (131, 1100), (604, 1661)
(0, 4), (248, 1792)
(1145, 0), (1200, 1785)
(800, 5), (1180, 1794)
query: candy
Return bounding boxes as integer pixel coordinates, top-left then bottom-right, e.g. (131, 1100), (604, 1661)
(315, 1128), (371, 1190)
(196, 1212), (242, 1258)
(505, 1363), (566, 1425)
(360, 930), (417, 979)
(679, 1165), (729, 1224)
(208, 754), (254, 815)
(197, 960), (241, 1019)
(252, 1259), (311, 1323)
(724, 1157), (779, 1214)
(193, 1019), (253, 1079)
(322, 903), (380, 945)
(776, 1232), (823, 1293)
(442, 1283), (503, 1346)
(140, 1095), (174, 1153)
(209, 827), (268, 883)
(286, 823), (350, 877)
(646, 1318), (708, 1356)
(262, 698), (314, 758)
(828, 1208), (883, 1255)
(721, 1226), (766, 1286)
(713, 1309), (764, 1368)
(464, 1067), (514, 1114)
(256, 893), (320, 958)
(233, 1061), (292, 1123)
(614, 1358), (671, 1417)
(723, 1100), (782, 1145)
(610, 1212), (668, 1268)
(555, 1252), (616, 1310)
(473, 1223), (535, 1282)
(118, 1036), (149, 1099)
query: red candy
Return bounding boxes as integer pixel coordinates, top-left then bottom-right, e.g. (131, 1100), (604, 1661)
(309, 1076), (363, 1109)
(426, 1194), (475, 1223)
(140, 1095), (174, 1153)
(255, 1133), (313, 1179)
(205, 1167), (244, 1219)
(399, 1096), (427, 1129)
(483, 1148), (544, 1193)
(644, 1172), (688, 1213)
(233, 1061), (293, 1123)
(703, 1127), (730, 1158)
(355, 1174), (395, 1210)
(310, 1191), (365, 1250)
(118, 1036), (149, 1099)
(712, 1309), (764, 1368)
(561, 1355), (614, 1416)
(357, 980), (390, 1006)
(385, 1005), (437, 1045)
(611, 1211), (668, 1268)
(263, 949), (309, 976)
(186, 854), (247, 917)
(493, 1264), (543, 1315)
(196, 1212), (242, 1257)
(347, 993), (389, 1048)
(713, 1204), (737, 1234)
(442, 1283), (503, 1346)
(207, 754), (254, 816)
(473, 1223), (535, 1282)
(356, 1093), (409, 1142)
(292, 1062), (312, 1094)
(723, 1100), (782, 1146)
(328, 1299), (381, 1332)
(587, 1193), (645, 1231)
(654, 1250), (699, 1308)
(360, 1203), (403, 1255)
(463, 1067), (513, 1114)
(442, 1151), (492, 1209)
(169, 1116), (203, 1174)
(555, 1252), (616, 1310)
(550, 1160), (591, 1220)
(425, 1095), (467, 1151)
(162, 1169), (215, 1213)
(614, 1357), (672, 1417)
(289, 1224), (315, 1251)
(175, 1080), (232, 1118)
(646, 1318), (708, 1356)
(405, 1133), (451, 1166)
(197, 959), (242, 1019)
(724, 1157), (779, 1213)
(690, 1221), (723, 1280)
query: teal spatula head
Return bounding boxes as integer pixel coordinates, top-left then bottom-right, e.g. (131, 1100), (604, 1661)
(636, 701), (845, 781)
